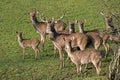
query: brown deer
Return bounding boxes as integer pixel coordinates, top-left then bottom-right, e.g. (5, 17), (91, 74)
(53, 21), (76, 58)
(100, 12), (114, 30)
(55, 21), (75, 34)
(64, 39), (102, 76)
(109, 33), (120, 43)
(28, 10), (66, 48)
(16, 31), (40, 59)
(75, 20), (109, 58)
(46, 21), (88, 69)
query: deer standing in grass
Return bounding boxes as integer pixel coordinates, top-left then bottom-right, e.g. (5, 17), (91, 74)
(53, 21), (76, 57)
(16, 31), (40, 59)
(64, 39), (102, 76)
(28, 10), (66, 49)
(46, 21), (88, 69)
(75, 20), (109, 58)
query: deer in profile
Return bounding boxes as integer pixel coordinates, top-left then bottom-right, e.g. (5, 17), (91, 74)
(64, 38), (102, 76)
(75, 20), (109, 58)
(46, 21), (88, 69)
(16, 31), (40, 59)
(28, 10), (66, 49)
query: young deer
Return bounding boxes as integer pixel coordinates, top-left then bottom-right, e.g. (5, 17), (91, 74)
(75, 20), (109, 58)
(16, 31), (40, 59)
(47, 21), (88, 69)
(64, 39), (102, 76)
(28, 10), (66, 48)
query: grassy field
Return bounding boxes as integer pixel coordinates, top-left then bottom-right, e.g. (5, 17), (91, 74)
(0, 0), (120, 80)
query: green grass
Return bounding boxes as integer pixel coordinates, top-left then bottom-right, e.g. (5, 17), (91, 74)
(0, 0), (120, 80)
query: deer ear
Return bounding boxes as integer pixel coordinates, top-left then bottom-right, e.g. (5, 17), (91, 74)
(84, 19), (86, 23)
(100, 11), (105, 16)
(28, 12), (30, 15)
(16, 31), (18, 34)
(36, 11), (39, 14)
(74, 20), (78, 24)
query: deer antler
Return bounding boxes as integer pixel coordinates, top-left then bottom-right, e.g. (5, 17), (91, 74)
(100, 11), (105, 16)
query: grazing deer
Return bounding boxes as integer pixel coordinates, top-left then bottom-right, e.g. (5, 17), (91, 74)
(46, 21), (88, 69)
(64, 39), (102, 76)
(75, 20), (109, 58)
(16, 31), (40, 59)
(28, 10), (66, 48)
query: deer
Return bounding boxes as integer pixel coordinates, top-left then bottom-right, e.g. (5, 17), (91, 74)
(100, 12), (114, 30)
(46, 21), (88, 69)
(53, 21), (76, 57)
(54, 21), (75, 35)
(16, 31), (40, 59)
(28, 10), (66, 49)
(64, 38), (102, 76)
(109, 33), (120, 55)
(75, 20), (109, 58)
(109, 33), (120, 43)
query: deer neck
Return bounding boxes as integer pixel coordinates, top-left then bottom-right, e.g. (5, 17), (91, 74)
(69, 24), (75, 34)
(65, 46), (73, 58)
(49, 30), (58, 41)
(79, 24), (84, 33)
(105, 18), (114, 29)
(30, 15), (39, 26)
(17, 35), (23, 46)
(49, 26), (59, 41)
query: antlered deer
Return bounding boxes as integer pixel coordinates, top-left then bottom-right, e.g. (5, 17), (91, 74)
(46, 21), (88, 69)
(16, 31), (40, 59)
(28, 10), (66, 48)
(64, 39), (102, 76)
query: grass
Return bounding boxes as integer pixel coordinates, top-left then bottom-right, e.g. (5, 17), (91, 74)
(0, 0), (120, 80)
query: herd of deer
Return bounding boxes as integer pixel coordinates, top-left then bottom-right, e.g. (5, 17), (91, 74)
(16, 10), (119, 77)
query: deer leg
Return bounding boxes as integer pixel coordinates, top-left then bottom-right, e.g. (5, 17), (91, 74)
(40, 33), (46, 49)
(76, 64), (80, 77)
(94, 41), (101, 50)
(22, 48), (25, 59)
(36, 47), (40, 59)
(93, 61), (101, 76)
(32, 47), (39, 60)
(54, 45), (57, 58)
(58, 48), (64, 69)
(103, 42), (109, 58)
(83, 64), (88, 72)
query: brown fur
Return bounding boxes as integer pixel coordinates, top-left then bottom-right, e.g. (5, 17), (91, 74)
(76, 20), (109, 58)
(64, 39), (102, 76)
(28, 10), (66, 48)
(16, 31), (40, 59)
(47, 21), (88, 68)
